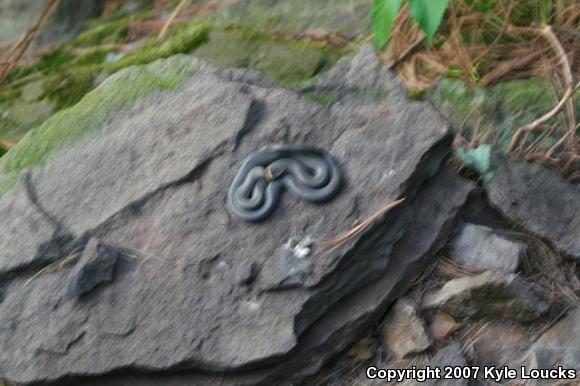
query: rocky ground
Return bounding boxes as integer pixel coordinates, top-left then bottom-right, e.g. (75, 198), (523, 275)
(0, 1), (579, 386)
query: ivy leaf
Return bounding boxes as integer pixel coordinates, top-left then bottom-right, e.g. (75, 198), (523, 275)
(371, 0), (404, 49)
(409, 0), (448, 44)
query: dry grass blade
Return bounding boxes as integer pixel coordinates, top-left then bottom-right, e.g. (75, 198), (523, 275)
(158, 0), (189, 38)
(435, 257), (478, 279)
(119, 246), (170, 263)
(24, 250), (82, 287)
(317, 198), (406, 256)
(0, 0), (60, 84)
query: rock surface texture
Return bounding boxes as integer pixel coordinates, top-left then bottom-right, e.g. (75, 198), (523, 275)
(0, 47), (474, 385)
(521, 307), (580, 371)
(484, 156), (580, 260)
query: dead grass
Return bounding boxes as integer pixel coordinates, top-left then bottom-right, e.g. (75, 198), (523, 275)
(317, 198), (406, 256)
(381, 0), (579, 174)
(499, 230), (580, 317)
(0, 0), (60, 84)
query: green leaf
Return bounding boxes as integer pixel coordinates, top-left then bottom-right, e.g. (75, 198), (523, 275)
(371, 0), (404, 49)
(409, 0), (448, 44)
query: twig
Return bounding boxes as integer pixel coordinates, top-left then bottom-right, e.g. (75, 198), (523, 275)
(473, 2), (514, 64)
(0, 0), (60, 84)
(541, 25), (576, 151)
(507, 81), (579, 152)
(386, 35), (425, 70)
(158, 0), (189, 38)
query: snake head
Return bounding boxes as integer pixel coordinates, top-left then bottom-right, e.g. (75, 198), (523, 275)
(264, 163), (286, 182)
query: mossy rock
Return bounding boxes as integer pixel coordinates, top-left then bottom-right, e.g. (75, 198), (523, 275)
(194, 27), (344, 85)
(429, 77), (580, 151)
(0, 21), (210, 144)
(0, 99), (54, 141)
(108, 21), (210, 71)
(68, 19), (129, 47)
(212, 0), (372, 38)
(0, 55), (200, 195)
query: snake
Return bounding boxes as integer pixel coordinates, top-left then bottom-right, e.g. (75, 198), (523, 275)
(228, 144), (343, 222)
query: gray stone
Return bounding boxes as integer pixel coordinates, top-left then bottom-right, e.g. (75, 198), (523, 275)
(450, 223), (525, 273)
(484, 156), (580, 261)
(0, 47), (470, 385)
(422, 270), (551, 322)
(521, 308), (580, 371)
(65, 238), (119, 299)
(381, 298), (432, 359)
(307, 44), (407, 105)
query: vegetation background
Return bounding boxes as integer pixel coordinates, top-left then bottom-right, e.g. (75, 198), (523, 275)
(0, 0), (578, 180)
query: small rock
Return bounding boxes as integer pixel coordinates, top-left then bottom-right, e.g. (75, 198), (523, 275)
(466, 322), (531, 367)
(450, 223), (525, 273)
(429, 310), (460, 341)
(422, 270), (550, 322)
(238, 261), (260, 285)
(20, 81), (45, 102)
(521, 307), (580, 370)
(348, 337), (375, 361)
(65, 238), (119, 299)
(381, 299), (432, 359)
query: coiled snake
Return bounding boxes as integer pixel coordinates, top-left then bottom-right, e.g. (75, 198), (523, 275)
(228, 144), (343, 222)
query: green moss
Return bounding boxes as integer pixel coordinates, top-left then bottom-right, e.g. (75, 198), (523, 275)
(43, 65), (103, 109)
(37, 49), (77, 71)
(406, 89), (426, 100)
(70, 47), (109, 66)
(0, 144), (6, 158)
(212, 0), (372, 36)
(304, 92), (335, 106)
(0, 56), (199, 195)
(195, 27), (344, 85)
(0, 87), (22, 104)
(108, 22), (211, 71)
(430, 77), (580, 152)
(69, 19), (128, 47)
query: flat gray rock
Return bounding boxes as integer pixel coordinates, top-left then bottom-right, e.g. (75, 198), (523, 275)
(450, 223), (525, 273)
(422, 270), (551, 322)
(0, 47), (466, 385)
(484, 156), (580, 261)
(46, 165), (475, 386)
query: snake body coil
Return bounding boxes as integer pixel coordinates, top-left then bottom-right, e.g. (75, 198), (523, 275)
(228, 145), (342, 222)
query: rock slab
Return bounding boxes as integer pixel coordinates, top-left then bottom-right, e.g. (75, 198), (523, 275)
(0, 47), (468, 385)
(485, 156), (580, 261)
(521, 307), (580, 371)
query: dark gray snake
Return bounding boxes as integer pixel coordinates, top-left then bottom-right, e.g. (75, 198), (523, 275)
(228, 145), (342, 222)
